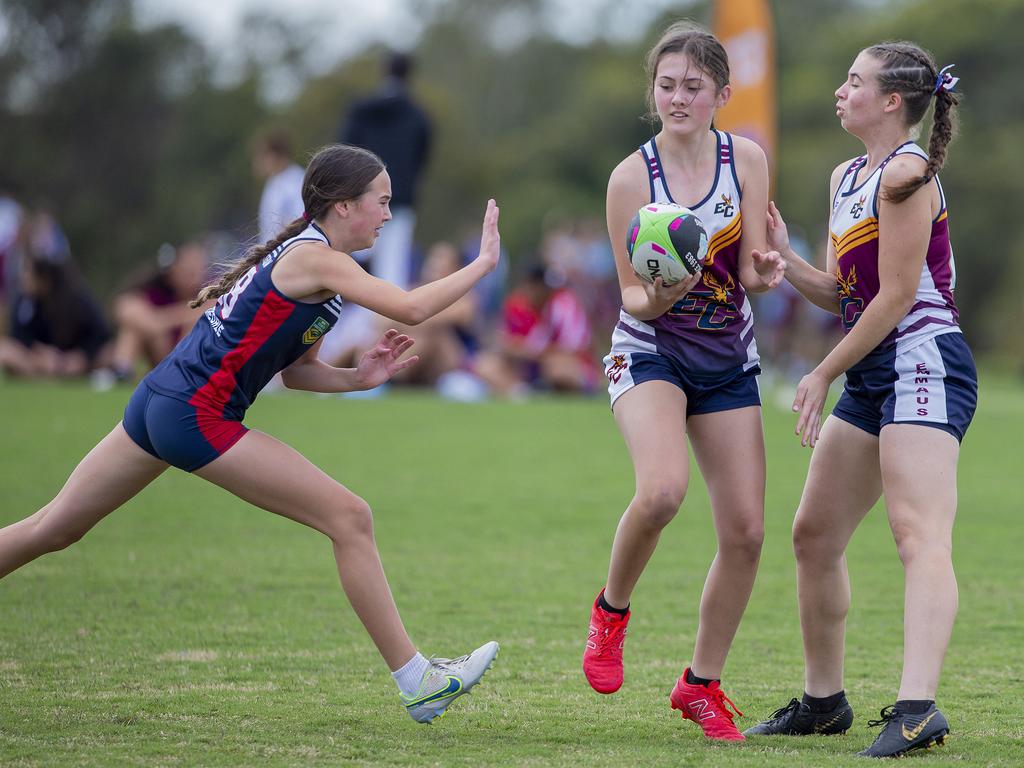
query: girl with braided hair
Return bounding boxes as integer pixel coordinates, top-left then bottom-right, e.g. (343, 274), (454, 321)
(743, 42), (975, 757)
(0, 144), (501, 724)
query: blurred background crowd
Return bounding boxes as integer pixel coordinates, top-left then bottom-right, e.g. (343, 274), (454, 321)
(1, 0), (1020, 400)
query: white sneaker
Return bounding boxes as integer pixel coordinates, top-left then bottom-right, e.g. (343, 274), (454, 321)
(401, 641), (499, 723)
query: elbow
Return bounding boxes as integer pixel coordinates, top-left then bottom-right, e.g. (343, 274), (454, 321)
(898, 290), (917, 317)
(882, 288), (917, 319)
(398, 302), (429, 326)
(279, 367), (309, 391)
(741, 277), (767, 294)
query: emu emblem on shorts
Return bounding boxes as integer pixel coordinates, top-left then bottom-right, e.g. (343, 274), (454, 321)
(302, 316), (331, 344)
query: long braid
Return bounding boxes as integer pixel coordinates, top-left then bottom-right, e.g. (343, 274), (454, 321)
(191, 218), (308, 308)
(189, 143), (384, 308)
(867, 41), (960, 204)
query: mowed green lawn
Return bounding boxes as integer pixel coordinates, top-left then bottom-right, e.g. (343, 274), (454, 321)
(1, 375), (1022, 767)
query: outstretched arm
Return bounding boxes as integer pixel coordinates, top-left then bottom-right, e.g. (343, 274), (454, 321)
(281, 330), (419, 392)
(280, 201), (501, 327)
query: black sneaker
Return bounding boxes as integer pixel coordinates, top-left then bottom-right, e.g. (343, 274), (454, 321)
(743, 696), (854, 736)
(858, 703), (949, 758)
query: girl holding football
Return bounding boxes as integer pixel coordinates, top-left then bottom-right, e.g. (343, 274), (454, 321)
(582, 21), (784, 741)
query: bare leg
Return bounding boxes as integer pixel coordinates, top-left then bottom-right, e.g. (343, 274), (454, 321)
(603, 381), (689, 608)
(194, 430), (417, 670)
(792, 417), (882, 696)
(880, 424), (960, 700)
(686, 406), (766, 679)
(0, 424), (168, 578)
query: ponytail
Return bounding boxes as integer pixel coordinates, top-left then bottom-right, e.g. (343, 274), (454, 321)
(883, 88), (959, 204)
(190, 217), (309, 308)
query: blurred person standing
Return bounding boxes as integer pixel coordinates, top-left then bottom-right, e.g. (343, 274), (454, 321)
(253, 133), (306, 246)
(335, 51), (432, 289)
(319, 52), (433, 376)
(0, 189), (25, 309)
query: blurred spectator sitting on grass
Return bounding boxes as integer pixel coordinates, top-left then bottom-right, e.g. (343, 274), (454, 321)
(1, 250), (110, 379)
(474, 264), (597, 397)
(101, 239), (210, 384)
(390, 241), (479, 387)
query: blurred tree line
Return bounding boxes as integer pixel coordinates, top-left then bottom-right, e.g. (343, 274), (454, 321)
(1, 0), (1020, 356)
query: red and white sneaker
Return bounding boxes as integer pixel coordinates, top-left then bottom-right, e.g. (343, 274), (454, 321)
(669, 667), (745, 741)
(582, 589), (630, 694)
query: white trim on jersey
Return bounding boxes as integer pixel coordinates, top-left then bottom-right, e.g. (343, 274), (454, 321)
(323, 296), (344, 318)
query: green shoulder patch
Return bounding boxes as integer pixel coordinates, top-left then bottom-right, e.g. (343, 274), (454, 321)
(302, 316), (331, 344)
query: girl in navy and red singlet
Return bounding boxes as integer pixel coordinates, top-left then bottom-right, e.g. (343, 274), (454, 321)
(744, 43), (975, 758)
(581, 22), (785, 742)
(0, 144), (500, 725)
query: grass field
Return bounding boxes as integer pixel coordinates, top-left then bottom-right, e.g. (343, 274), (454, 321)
(1, 375), (1022, 767)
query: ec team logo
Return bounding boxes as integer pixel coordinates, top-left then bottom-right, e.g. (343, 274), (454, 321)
(302, 316), (331, 344)
(714, 193), (735, 218)
(606, 354), (628, 384)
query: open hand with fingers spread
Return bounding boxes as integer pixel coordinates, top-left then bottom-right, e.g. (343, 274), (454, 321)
(353, 329), (420, 390)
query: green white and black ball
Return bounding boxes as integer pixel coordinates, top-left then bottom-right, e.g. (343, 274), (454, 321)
(626, 203), (708, 285)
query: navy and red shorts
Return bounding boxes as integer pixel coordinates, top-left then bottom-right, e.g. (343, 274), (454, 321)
(122, 383), (248, 471)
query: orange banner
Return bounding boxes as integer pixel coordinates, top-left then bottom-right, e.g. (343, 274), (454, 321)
(713, 0), (776, 173)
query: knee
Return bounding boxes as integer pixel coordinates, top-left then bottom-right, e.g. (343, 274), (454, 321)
(324, 495), (375, 544)
(31, 515), (88, 554)
(792, 516), (841, 564)
(631, 481), (687, 530)
(721, 517), (764, 562)
(891, 520), (951, 567)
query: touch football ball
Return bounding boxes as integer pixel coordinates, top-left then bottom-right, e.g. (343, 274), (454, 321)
(626, 203), (708, 285)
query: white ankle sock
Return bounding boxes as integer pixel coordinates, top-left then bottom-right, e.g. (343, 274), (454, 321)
(392, 652), (430, 697)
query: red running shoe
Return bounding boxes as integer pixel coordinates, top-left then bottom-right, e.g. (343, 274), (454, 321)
(669, 668), (745, 741)
(582, 590), (630, 694)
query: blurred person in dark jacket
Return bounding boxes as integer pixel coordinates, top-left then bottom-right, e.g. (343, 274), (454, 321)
(335, 50), (432, 289)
